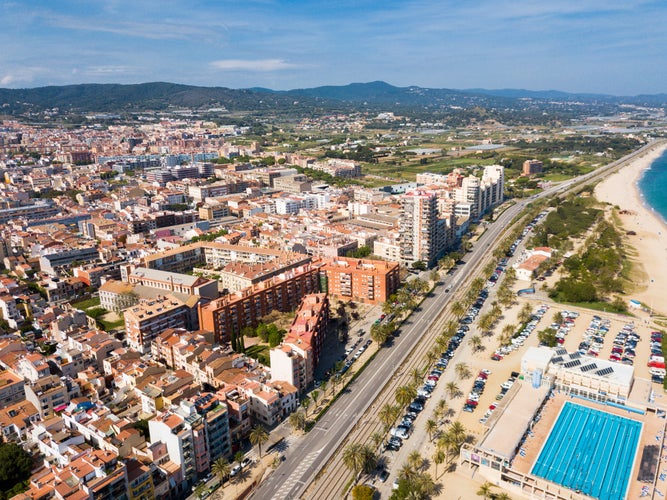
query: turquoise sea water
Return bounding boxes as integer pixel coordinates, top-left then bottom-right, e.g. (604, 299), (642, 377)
(638, 148), (667, 224)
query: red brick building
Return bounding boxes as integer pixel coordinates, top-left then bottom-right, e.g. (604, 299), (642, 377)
(321, 257), (400, 305)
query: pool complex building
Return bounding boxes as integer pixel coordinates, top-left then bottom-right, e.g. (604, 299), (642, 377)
(531, 402), (642, 500)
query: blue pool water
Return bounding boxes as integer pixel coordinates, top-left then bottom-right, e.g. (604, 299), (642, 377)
(531, 402), (642, 500)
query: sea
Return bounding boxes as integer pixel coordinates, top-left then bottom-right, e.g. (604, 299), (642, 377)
(638, 147), (667, 226)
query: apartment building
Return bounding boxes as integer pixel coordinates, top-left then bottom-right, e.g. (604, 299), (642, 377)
(270, 294), (329, 393)
(39, 246), (99, 275)
(522, 159), (543, 176)
(124, 295), (195, 353)
(199, 264), (321, 343)
(398, 190), (445, 267)
(321, 257), (400, 305)
(0, 369), (25, 407)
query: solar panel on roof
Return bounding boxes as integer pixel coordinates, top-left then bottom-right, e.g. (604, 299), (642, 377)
(555, 348), (567, 355)
(580, 363), (598, 372)
(569, 352), (581, 360)
(552, 356), (564, 364)
(564, 359), (582, 368)
(596, 367), (614, 377)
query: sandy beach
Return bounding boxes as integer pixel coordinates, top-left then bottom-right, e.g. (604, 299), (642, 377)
(595, 141), (667, 316)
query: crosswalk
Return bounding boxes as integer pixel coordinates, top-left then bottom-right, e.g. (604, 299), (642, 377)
(270, 449), (320, 500)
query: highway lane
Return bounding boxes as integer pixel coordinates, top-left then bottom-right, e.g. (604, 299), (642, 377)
(250, 141), (661, 500)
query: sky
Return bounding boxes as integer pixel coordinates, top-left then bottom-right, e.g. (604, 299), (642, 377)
(0, 0), (665, 95)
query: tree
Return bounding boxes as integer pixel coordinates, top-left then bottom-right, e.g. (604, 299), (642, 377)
(371, 322), (390, 347)
(518, 302), (533, 324)
(435, 398), (449, 423)
(407, 451), (425, 472)
(370, 431), (384, 451)
(395, 384), (417, 408)
(409, 367), (425, 387)
(433, 448), (446, 478)
(343, 443), (377, 480)
(351, 484), (375, 500)
(426, 419), (438, 442)
(445, 381), (460, 399)
(301, 396), (311, 417)
(249, 425), (269, 457)
(429, 269), (440, 283)
(234, 451), (245, 470)
(379, 403), (401, 431)
(477, 481), (494, 499)
(455, 362), (471, 380)
(211, 458), (231, 486)
(451, 301), (465, 319)
(194, 482), (208, 499)
(311, 389), (320, 408)
(412, 260), (427, 271)
(289, 410), (306, 432)
(0, 442), (32, 494)
(468, 335), (483, 352)
(538, 327), (558, 347)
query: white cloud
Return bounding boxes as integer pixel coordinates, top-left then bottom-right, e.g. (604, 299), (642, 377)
(0, 75), (15, 85)
(210, 59), (299, 72)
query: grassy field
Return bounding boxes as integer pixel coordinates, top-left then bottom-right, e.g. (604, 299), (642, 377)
(71, 296), (100, 310)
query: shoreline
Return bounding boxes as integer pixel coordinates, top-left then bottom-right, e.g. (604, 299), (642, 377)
(595, 141), (667, 315)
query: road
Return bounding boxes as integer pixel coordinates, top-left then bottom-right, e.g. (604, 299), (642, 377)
(249, 141), (663, 500)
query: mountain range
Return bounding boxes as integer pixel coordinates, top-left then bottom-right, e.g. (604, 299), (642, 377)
(1, 80), (665, 116)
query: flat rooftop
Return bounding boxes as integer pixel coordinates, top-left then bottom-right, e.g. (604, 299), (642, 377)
(479, 380), (551, 460)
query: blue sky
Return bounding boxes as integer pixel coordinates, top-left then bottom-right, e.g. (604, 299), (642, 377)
(0, 0), (664, 94)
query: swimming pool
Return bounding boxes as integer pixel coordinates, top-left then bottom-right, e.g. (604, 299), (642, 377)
(531, 402), (642, 500)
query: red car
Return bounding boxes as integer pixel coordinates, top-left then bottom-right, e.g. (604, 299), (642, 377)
(466, 400), (479, 406)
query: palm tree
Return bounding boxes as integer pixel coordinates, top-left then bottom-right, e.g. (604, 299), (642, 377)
(437, 431), (458, 463)
(433, 448), (447, 478)
(407, 450), (425, 472)
(471, 277), (486, 294)
(211, 458), (230, 486)
(477, 481), (494, 499)
(443, 320), (458, 338)
(445, 381), (460, 399)
(479, 312), (495, 331)
(311, 389), (320, 408)
(495, 492), (512, 500)
(436, 334), (449, 352)
(455, 362), (471, 380)
(430, 269), (440, 283)
(425, 348), (438, 367)
(451, 301), (465, 319)
(483, 261), (497, 276)
(319, 380), (328, 397)
(343, 443), (377, 481)
(343, 443), (365, 477)
(289, 410), (306, 432)
(435, 398), (449, 422)
(370, 431), (384, 451)
(249, 425), (269, 458)
(379, 403), (400, 431)
(502, 323), (516, 340)
(371, 322), (390, 347)
(234, 451), (245, 471)
(395, 384), (417, 408)
(468, 335), (483, 352)
(409, 367), (424, 387)
(518, 302), (533, 324)
(301, 395), (311, 417)
(425, 419), (437, 442)
(449, 421), (467, 449)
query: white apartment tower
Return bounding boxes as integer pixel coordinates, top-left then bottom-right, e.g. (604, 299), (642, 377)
(399, 191), (444, 267)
